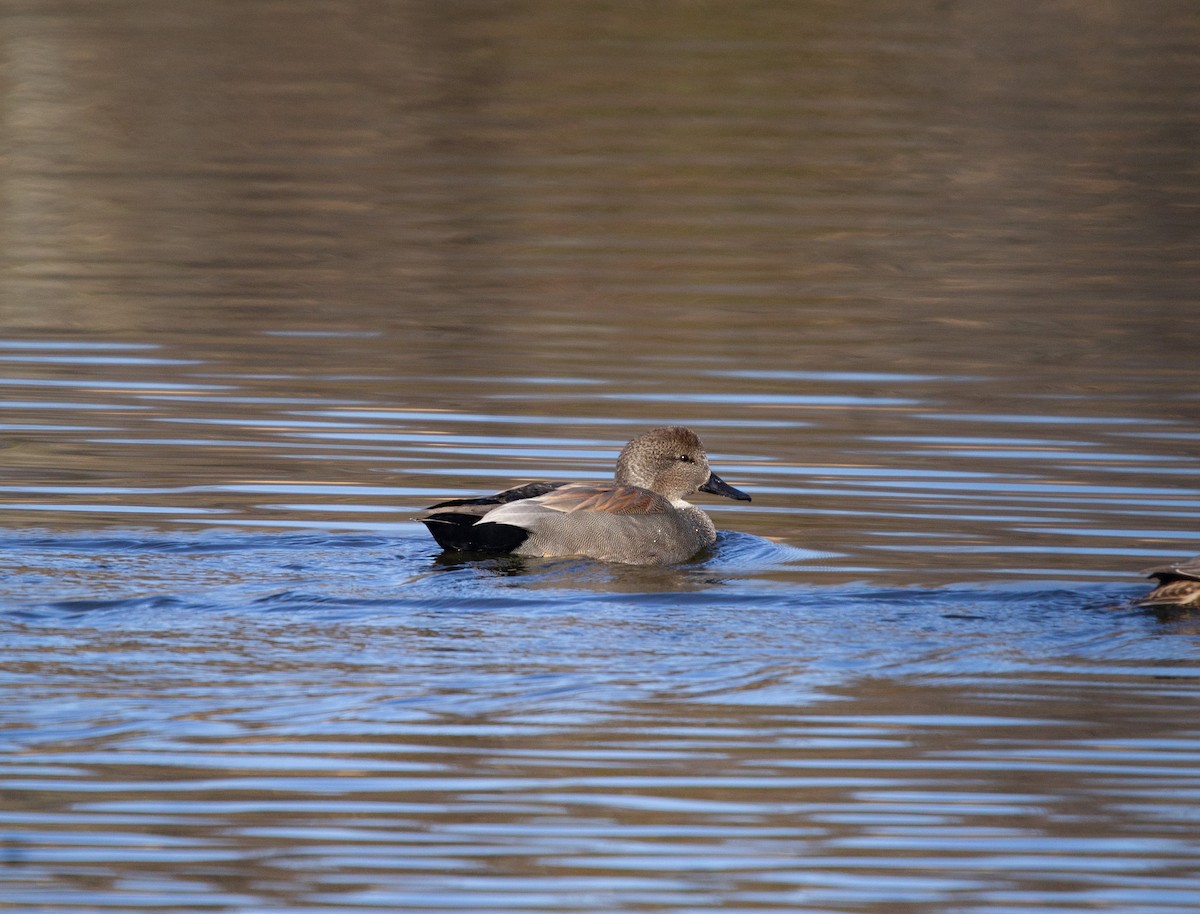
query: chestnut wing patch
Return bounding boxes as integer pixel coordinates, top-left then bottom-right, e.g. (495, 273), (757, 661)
(542, 484), (670, 516)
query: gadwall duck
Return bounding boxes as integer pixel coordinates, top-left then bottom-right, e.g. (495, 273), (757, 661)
(419, 426), (751, 565)
(1136, 556), (1200, 608)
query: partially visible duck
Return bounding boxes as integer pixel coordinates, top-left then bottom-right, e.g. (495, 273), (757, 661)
(419, 425), (751, 565)
(1137, 556), (1200, 608)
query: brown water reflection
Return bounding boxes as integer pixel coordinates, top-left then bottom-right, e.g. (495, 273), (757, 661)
(4, 1), (1198, 358)
(3, 1), (1200, 911)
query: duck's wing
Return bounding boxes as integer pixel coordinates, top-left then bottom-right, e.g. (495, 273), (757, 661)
(542, 484), (671, 515)
(420, 482), (568, 553)
(1139, 555), (1200, 583)
(420, 483), (670, 555)
(482, 484), (670, 524)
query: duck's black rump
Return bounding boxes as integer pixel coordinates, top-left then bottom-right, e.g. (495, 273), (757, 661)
(420, 481), (565, 553)
(421, 515), (531, 553)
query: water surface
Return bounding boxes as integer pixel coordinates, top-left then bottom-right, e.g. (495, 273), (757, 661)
(2, 1), (1200, 912)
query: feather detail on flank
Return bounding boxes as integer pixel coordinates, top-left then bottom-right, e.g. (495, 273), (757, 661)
(1137, 555), (1200, 608)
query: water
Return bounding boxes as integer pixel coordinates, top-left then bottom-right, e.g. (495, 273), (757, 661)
(3, 1), (1200, 911)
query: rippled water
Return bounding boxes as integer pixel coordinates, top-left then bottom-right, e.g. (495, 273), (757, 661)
(3, 1), (1200, 912)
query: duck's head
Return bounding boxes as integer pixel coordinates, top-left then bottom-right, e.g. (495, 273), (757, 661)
(615, 426), (751, 505)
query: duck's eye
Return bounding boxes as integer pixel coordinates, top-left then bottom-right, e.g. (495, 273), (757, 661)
(677, 454), (694, 463)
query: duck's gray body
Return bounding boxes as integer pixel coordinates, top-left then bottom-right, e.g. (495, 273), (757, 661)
(419, 426), (750, 566)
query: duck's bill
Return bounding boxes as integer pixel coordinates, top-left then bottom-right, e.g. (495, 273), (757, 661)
(700, 472), (751, 502)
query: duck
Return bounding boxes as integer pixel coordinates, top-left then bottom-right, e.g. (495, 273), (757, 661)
(1136, 556), (1200, 608)
(419, 425), (751, 565)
